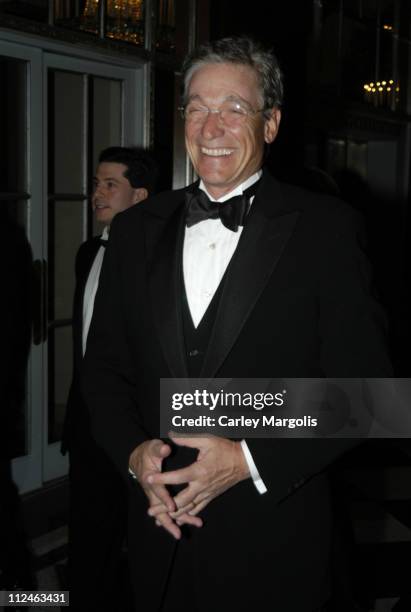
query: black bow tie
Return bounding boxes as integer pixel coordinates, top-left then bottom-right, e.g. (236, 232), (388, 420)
(98, 238), (107, 248)
(185, 181), (260, 232)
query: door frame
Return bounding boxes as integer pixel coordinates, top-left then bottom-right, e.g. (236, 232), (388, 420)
(0, 30), (149, 493)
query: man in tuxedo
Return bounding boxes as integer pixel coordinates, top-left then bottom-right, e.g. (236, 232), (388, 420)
(83, 38), (392, 612)
(62, 146), (158, 611)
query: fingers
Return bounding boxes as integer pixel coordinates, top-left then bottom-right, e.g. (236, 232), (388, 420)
(154, 510), (202, 530)
(154, 511), (182, 540)
(169, 503), (195, 518)
(147, 500), (203, 531)
(129, 439), (172, 484)
(149, 440), (172, 466)
(154, 440), (172, 458)
(172, 486), (200, 512)
(147, 481), (176, 513)
(148, 501), (195, 518)
(175, 513), (203, 528)
(147, 465), (196, 487)
(155, 513), (202, 530)
(188, 499), (208, 516)
(172, 494), (209, 518)
(147, 502), (169, 517)
(168, 433), (211, 450)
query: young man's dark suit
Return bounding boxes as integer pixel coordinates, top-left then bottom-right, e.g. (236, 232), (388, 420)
(62, 237), (128, 611)
(83, 170), (392, 612)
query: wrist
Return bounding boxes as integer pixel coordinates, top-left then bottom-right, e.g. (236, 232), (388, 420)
(128, 441), (146, 481)
(235, 441), (251, 481)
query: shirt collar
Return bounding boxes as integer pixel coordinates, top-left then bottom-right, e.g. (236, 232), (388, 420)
(101, 226), (110, 241)
(198, 170), (262, 203)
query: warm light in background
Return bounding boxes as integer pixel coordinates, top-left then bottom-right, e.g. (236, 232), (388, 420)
(81, 0), (145, 43)
(363, 79), (399, 107)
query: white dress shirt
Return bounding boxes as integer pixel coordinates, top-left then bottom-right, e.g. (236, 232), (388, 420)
(82, 226), (109, 356)
(183, 171), (267, 494)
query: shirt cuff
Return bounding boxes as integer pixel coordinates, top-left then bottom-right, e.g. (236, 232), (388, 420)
(240, 440), (267, 494)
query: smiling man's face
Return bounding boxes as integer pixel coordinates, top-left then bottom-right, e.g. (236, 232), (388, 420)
(185, 62), (280, 200)
(92, 162), (142, 225)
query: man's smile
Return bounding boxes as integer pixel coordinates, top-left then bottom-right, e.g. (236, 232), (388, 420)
(200, 147), (234, 157)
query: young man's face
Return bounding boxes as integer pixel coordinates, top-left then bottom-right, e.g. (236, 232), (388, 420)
(185, 62), (281, 200)
(92, 162), (144, 225)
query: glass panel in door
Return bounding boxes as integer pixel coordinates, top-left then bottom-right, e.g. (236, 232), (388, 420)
(91, 75), (122, 235)
(48, 199), (86, 443)
(46, 68), (124, 450)
(43, 51), (143, 484)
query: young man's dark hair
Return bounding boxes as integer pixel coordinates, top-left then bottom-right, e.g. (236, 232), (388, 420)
(98, 146), (159, 195)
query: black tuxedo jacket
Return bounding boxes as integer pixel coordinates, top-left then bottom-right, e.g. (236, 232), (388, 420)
(83, 171), (392, 612)
(62, 237), (101, 452)
(62, 237), (131, 611)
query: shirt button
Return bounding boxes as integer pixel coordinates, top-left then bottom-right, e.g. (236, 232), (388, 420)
(204, 291), (212, 298)
(208, 242), (216, 250)
(189, 349), (200, 357)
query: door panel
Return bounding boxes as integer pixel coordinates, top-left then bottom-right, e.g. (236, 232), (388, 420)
(49, 70), (87, 195)
(0, 35), (146, 493)
(43, 53), (143, 483)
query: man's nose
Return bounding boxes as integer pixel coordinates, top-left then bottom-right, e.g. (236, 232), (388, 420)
(93, 184), (104, 198)
(201, 110), (224, 139)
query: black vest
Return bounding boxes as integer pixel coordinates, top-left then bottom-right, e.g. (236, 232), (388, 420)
(182, 275), (226, 377)
(181, 177), (261, 377)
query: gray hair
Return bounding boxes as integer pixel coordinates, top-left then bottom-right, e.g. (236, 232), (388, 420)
(181, 36), (284, 117)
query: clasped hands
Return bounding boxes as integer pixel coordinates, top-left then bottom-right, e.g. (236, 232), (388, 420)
(128, 434), (250, 539)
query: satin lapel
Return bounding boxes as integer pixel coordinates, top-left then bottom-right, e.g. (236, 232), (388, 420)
(200, 180), (300, 378)
(146, 203), (189, 378)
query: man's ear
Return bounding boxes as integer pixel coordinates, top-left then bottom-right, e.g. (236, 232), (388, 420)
(133, 187), (148, 204)
(264, 108), (281, 144)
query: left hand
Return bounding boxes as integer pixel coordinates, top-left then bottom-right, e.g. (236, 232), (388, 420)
(147, 435), (250, 522)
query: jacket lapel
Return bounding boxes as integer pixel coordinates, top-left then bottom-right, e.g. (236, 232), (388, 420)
(145, 193), (189, 378)
(143, 174), (300, 380)
(200, 173), (300, 378)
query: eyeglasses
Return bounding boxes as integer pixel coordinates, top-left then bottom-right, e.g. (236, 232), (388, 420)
(178, 100), (266, 128)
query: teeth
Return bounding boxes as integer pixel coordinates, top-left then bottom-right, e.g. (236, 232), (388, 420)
(201, 147), (233, 156)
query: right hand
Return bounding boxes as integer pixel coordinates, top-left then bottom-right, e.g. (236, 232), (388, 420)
(129, 440), (202, 539)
